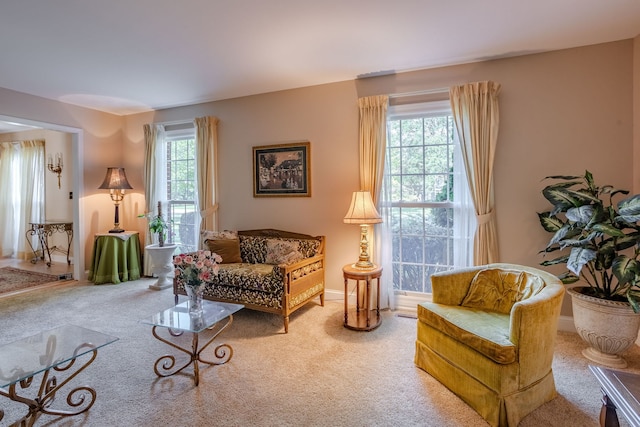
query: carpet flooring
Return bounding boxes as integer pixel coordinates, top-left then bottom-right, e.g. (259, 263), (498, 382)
(0, 266), (59, 295)
(1, 279), (640, 426)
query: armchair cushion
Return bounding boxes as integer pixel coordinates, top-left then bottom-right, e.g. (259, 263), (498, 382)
(418, 303), (515, 364)
(461, 268), (545, 314)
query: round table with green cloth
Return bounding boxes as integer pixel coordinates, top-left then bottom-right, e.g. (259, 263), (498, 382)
(88, 231), (141, 284)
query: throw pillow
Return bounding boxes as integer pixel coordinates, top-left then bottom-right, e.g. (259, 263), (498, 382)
(265, 239), (304, 265)
(461, 269), (545, 314)
(202, 230), (242, 264)
(201, 229), (237, 241)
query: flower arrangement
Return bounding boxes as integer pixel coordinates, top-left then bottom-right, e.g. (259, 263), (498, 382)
(173, 250), (222, 289)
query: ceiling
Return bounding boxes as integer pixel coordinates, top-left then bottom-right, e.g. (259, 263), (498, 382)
(1, 0), (639, 117)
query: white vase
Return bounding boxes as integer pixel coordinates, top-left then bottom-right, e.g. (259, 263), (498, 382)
(145, 244), (178, 290)
(568, 287), (640, 368)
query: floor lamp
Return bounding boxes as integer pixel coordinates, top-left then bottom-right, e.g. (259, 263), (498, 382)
(98, 167), (133, 233)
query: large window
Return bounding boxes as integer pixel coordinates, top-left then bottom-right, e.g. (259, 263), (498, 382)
(164, 129), (198, 253)
(385, 101), (472, 296)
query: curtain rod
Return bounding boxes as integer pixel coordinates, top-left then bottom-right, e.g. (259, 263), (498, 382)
(147, 119), (195, 128)
(388, 87), (449, 98)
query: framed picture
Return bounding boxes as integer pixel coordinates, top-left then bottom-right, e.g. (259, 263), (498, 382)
(253, 142), (311, 197)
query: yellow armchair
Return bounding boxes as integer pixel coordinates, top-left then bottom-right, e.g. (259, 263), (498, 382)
(414, 263), (565, 427)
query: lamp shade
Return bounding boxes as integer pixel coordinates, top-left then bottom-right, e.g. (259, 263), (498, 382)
(343, 191), (381, 224)
(98, 167), (133, 190)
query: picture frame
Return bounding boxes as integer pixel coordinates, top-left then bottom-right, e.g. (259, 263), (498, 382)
(253, 142), (311, 197)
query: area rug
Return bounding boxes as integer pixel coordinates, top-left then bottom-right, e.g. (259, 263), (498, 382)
(0, 267), (59, 295)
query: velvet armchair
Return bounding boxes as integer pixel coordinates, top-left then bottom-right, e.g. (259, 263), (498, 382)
(414, 263), (565, 426)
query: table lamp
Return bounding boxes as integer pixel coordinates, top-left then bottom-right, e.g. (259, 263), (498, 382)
(98, 167), (133, 233)
(343, 191), (382, 269)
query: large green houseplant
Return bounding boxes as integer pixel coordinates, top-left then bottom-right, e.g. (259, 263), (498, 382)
(539, 170), (640, 308)
(538, 170), (640, 367)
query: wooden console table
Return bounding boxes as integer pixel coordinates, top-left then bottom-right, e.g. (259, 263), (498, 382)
(26, 221), (73, 266)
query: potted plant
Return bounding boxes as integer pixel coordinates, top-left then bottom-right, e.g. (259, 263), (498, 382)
(143, 202), (176, 291)
(148, 202), (169, 247)
(538, 170), (640, 367)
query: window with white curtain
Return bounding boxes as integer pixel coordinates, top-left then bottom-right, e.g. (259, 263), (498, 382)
(163, 127), (198, 253)
(384, 101), (474, 297)
(0, 141), (45, 259)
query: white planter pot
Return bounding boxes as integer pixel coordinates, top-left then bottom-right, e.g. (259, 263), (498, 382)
(568, 286), (640, 368)
(145, 244), (178, 290)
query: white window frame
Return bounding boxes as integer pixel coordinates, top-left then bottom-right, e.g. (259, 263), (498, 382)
(385, 100), (474, 309)
(163, 126), (199, 252)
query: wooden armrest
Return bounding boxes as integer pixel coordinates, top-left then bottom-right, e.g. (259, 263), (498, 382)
(281, 254), (324, 273)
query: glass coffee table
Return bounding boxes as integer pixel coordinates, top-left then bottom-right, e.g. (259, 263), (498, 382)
(0, 325), (118, 426)
(141, 300), (243, 386)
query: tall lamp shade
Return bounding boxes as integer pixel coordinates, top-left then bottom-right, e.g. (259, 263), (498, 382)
(343, 191), (382, 269)
(98, 167), (133, 233)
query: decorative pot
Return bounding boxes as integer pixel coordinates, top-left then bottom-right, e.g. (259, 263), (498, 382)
(145, 244), (178, 290)
(568, 286), (640, 368)
(185, 283), (205, 315)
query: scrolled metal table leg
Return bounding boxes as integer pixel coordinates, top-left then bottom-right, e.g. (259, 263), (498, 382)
(0, 344), (100, 426)
(150, 316), (235, 386)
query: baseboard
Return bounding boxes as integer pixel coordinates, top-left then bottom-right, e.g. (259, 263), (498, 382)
(557, 315), (576, 333)
(327, 288), (579, 334)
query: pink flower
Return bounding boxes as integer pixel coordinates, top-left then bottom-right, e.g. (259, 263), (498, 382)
(175, 250), (221, 288)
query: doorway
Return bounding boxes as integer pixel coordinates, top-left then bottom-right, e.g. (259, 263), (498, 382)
(0, 115), (84, 281)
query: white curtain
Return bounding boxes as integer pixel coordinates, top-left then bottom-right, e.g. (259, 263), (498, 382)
(194, 116), (219, 237)
(0, 140), (45, 259)
(452, 134), (477, 268)
(142, 124), (166, 275)
(450, 81), (501, 265)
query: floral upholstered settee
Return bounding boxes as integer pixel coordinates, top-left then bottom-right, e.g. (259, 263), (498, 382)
(173, 229), (325, 333)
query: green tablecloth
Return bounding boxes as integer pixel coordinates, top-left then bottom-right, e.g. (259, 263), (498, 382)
(88, 232), (141, 284)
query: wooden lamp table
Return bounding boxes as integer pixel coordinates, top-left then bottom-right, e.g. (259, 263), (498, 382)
(342, 264), (382, 331)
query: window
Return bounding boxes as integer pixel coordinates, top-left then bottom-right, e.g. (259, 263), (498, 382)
(164, 128), (198, 253)
(384, 101), (473, 296)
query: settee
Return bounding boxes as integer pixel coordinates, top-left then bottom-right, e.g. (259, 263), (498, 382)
(414, 263), (565, 427)
(173, 229), (325, 333)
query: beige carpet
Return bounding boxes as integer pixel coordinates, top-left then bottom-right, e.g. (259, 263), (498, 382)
(1, 278), (639, 427)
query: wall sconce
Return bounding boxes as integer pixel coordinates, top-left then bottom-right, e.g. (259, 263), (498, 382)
(343, 191), (382, 269)
(98, 167), (133, 233)
(47, 153), (63, 189)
